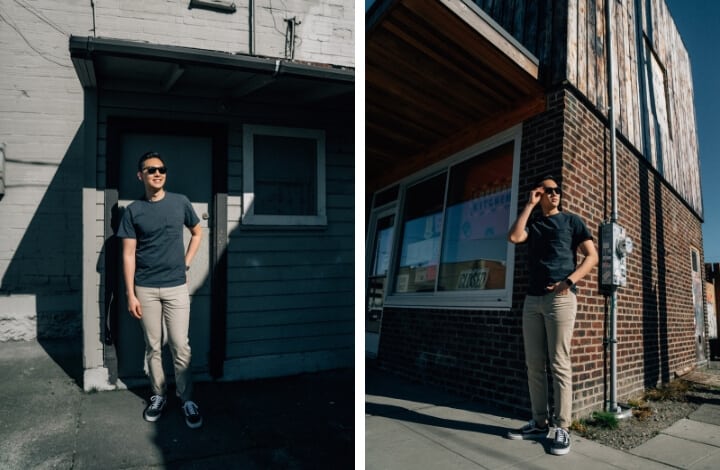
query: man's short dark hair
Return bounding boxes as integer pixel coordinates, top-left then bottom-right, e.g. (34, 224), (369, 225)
(138, 151), (165, 171)
(535, 174), (560, 188)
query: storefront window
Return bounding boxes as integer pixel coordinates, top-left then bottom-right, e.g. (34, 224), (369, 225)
(439, 143), (513, 291)
(395, 174), (446, 293)
(387, 131), (519, 308)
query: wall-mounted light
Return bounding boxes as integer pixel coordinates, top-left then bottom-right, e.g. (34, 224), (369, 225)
(189, 0), (236, 13)
(0, 143), (5, 201)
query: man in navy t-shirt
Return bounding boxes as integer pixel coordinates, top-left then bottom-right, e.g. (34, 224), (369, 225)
(506, 175), (598, 456)
(117, 151), (203, 429)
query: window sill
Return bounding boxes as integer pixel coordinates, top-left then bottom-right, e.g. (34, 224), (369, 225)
(384, 293), (513, 311)
(241, 214), (327, 226)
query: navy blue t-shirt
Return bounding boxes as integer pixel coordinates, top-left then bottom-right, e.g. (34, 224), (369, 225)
(117, 192), (200, 288)
(524, 211), (593, 295)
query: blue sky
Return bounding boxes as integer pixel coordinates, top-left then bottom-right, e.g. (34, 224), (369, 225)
(363, 0), (719, 260)
(665, 0), (720, 261)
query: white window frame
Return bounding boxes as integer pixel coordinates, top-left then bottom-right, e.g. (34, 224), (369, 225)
(383, 125), (522, 310)
(242, 124), (327, 226)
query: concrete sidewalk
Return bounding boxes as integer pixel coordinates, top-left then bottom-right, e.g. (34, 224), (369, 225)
(366, 366), (720, 469)
(0, 339), (354, 469)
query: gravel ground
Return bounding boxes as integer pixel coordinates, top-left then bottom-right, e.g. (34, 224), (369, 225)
(573, 363), (720, 451)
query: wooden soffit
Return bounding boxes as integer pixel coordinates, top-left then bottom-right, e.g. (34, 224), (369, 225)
(366, 0), (546, 188)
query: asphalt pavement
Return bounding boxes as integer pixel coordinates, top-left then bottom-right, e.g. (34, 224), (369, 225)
(0, 339), (354, 469)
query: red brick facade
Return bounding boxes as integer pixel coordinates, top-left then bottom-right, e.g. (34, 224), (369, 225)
(377, 85), (703, 419)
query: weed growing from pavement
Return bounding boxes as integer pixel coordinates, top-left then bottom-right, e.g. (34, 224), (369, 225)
(643, 379), (690, 401)
(571, 379), (691, 437)
(570, 370), (720, 450)
(571, 410), (619, 433)
(591, 411), (620, 429)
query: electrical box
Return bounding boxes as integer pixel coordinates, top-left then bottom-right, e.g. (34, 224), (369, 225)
(600, 222), (633, 290)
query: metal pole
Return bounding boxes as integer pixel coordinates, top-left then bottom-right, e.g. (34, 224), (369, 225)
(609, 290), (618, 412)
(605, 0), (620, 413)
(249, 0), (255, 55)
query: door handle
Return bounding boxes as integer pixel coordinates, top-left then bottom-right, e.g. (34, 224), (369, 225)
(202, 213), (209, 220)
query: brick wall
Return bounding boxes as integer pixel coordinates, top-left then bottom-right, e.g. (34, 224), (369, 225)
(562, 86), (701, 410)
(0, 0), (89, 340)
(94, 0), (354, 66)
(378, 86), (703, 419)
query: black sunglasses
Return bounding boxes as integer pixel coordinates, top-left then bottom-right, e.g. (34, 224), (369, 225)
(543, 186), (562, 195)
(143, 166), (167, 175)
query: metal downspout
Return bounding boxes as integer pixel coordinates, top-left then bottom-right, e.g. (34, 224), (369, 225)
(249, 0), (255, 55)
(606, 0), (622, 415)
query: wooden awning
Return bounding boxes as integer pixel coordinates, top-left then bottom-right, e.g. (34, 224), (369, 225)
(366, 0), (546, 190)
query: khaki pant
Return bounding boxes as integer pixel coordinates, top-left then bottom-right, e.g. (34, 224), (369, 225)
(135, 284), (193, 402)
(522, 292), (577, 429)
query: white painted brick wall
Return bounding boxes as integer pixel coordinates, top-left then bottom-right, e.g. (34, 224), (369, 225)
(1, 0), (89, 340)
(93, 0), (354, 66)
(0, 295), (37, 341)
(0, 293), (80, 340)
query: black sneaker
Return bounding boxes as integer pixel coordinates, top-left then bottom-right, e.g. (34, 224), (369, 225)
(551, 428), (571, 455)
(183, 400), (203, 429)
(143, 395), (166, 422)
(507, 419), (549, 440)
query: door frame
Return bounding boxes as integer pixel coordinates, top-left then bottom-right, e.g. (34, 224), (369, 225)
(105, 117), (228, 378)
(365, 204), (397, 358)
(691, 246), (706, 363)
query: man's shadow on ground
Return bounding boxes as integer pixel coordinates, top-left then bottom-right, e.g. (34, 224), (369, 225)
(365, 366), (562, 455)
(365, 400), (511, 437)
(125, 369), (355, 469)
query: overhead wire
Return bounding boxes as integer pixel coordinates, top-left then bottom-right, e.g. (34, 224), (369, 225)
(12, 0), (68, 35)
(0, 0), (72, 68)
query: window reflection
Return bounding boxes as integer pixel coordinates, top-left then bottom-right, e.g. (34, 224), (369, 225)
(394, 142), (514, 294)
(439, 142), (513, 291)
(395, 174), (446, 293)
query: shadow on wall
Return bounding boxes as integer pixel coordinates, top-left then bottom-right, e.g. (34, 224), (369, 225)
(639, 0), (670, 387)
(639, 164), (671, 387)
(98, 203), (123, 385)
(0, 125), (85, 386)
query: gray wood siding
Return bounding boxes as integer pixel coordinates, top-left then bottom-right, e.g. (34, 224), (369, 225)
(94, 94), (354, 374)
(471, 0), (702, 217)
(225, 130), (354, 364)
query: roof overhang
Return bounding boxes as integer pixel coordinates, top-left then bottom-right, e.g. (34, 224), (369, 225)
(69, 36), (354, 109)
(366, 0), (546, 190)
